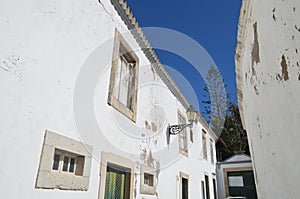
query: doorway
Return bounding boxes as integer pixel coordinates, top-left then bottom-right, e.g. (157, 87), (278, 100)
(104, 164), (131, 199)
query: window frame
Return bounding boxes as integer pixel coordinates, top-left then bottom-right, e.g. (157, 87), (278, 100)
(210, 138), (215, 165)
(52, 149), (79, 174)
(202, 130), (208, 160)
(140, 164), (156, 195)
(204, 174), (211, 199)
(178, 110), (188, 157)
(108, 29), (139, 122)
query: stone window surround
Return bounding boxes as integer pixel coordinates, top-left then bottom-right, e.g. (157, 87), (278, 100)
(140, 164), (156, 195)
(177, 110), (188, 157)
(98, 151), (134, 199)
(179, 171), (189, 199)
(35, 130), (93, 191)
(107, 29), (139, 122)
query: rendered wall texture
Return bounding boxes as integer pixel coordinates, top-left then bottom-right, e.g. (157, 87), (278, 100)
(0, 0), (217, 198)
(235, 0), (300, 198)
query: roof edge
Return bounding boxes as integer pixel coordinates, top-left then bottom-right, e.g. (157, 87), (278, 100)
(109, 0), (217, 138)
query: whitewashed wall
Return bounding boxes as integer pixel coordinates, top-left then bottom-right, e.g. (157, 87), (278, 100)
(0, 0), (216, 199)
(235, 0), (300, 198)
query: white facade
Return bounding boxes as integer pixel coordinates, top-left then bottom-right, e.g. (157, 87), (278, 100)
(0, 0), (217, 199)
(235, 0), (300, 198)
(216, 154), (254, 199)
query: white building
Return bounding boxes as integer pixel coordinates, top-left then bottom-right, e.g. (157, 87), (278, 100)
(216, 154), (257, 199)
(0, 0), (218, 199)
(235, 0), (300, 198)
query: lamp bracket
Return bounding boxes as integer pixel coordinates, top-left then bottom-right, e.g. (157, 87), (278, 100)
(168, 123), (193, 135)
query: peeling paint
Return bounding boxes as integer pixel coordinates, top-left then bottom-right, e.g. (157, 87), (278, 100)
(0, 55), (23, 81)
(272, 14), (276, 21)
(272, 8), (276, 21)
(146, 151), (154, 167)
(281, 55), (289, 81)
(251, 22), (260, 75)
(235, 0), (300, 198)
(254, 85), (259, 95)
(276, 73), (282, 80)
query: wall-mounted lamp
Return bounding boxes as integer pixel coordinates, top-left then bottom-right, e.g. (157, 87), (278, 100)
(166, 105), (198, 145)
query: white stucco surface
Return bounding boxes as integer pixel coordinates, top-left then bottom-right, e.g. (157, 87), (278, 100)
(235, 0), (300, 198)
(0, 0), (217, 198)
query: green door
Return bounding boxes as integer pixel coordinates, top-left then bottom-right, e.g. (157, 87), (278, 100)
(227, 171), (257, 199)
(104, 166), (130, 199)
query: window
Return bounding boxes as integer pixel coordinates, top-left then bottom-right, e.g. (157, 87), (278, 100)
(35, 130), (93, 190)
(144, 173), (154, 186)
(178, 111), (188, 156)
(52, 149), (84, 175)
(201, 181), (206, 199)
(180, 172), (189, 199)
(108, 29), (139, 122)
(212, 177), (217, 199)
(190, 129), (194, 143)
(140, 165), (156, 195)
(202, 130), (207, 160)
(210, 139), (215, 164)
(205, 175), (210, 199)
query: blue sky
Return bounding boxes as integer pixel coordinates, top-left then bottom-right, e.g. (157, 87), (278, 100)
(126, 0), (242, 114)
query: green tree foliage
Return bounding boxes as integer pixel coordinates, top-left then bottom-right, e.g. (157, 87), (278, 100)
(218, 102), (250, 161)
(202, 65), (227, 136)
(202, 65), (249, 161)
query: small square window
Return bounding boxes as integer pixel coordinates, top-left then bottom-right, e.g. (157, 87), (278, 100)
(140, 165), (156, 195)
(36, 130), (93, 191)
(144, 173), (154, 186)
(52, 149), (80, 174)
